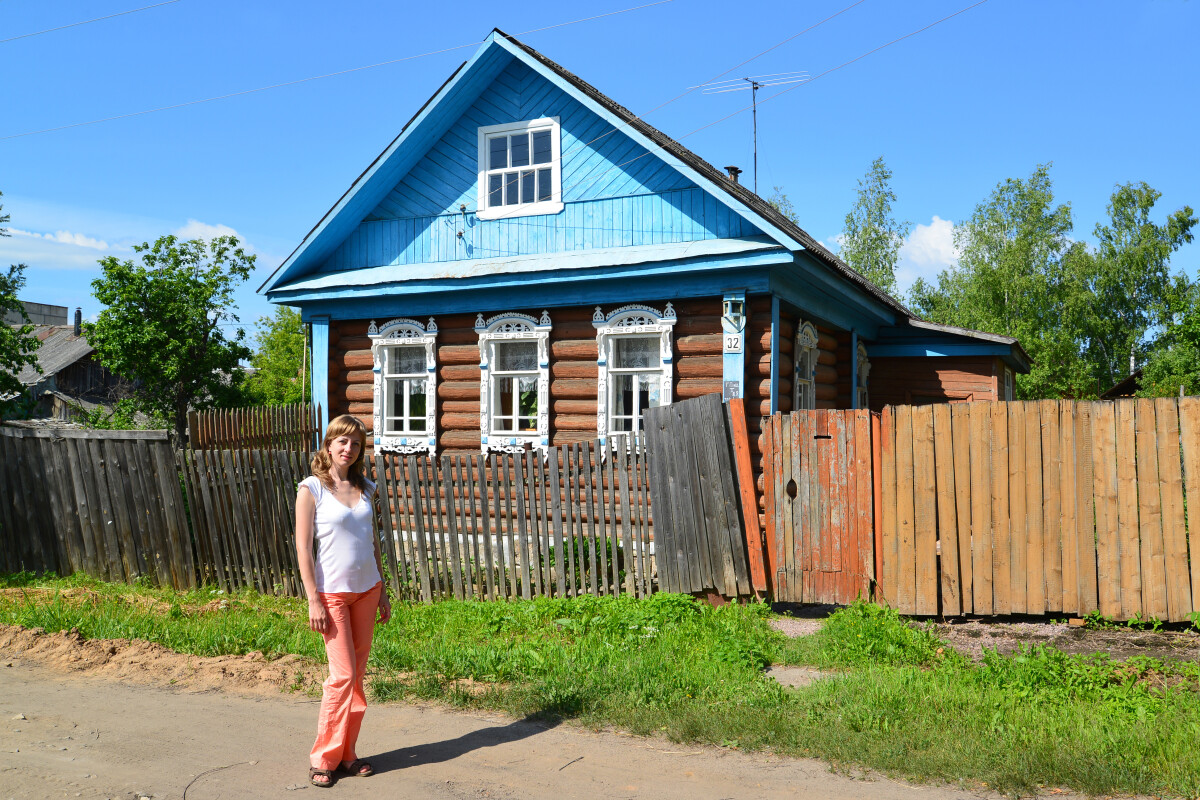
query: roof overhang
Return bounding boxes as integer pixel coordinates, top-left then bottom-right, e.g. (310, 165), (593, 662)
(870, 319), (1032, 373)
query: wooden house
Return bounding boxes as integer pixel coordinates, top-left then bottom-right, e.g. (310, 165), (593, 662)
(260, 30), (1029, 461)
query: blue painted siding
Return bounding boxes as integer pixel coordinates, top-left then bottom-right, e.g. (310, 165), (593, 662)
(323, 58), (762, 273)
(324, 188), (761, 270)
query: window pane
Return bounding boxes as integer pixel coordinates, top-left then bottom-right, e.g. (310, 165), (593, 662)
(510, 133), (529, 167)
(493, 340), (537, 371)
(521, 170), (535, 204)
(489, 136), (507, 170)
(532, 130), (552, 165)
(409, 385), (426, 430)
(494, 377), (515, 431)
(613, 337), (659, 369)
(537, 168), (552, 202)
(505, 172), (519, 205)
(386, 380), (403, 432)
(641, 373), (661, 408)
(488, 174), (503, 207)
(387, 346), (425, 375)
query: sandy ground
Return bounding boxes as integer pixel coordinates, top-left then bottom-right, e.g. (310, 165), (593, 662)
(0, 625), (1104, 800)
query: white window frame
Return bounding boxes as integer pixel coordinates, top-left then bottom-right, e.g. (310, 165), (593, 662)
(856, 341), (871, 410)
(793, 321), (818, 412)
(369, 317), (438, 455)
(476, 117), (564, 221)
(594, 303), (677, 447)
(477, 311), (552, 454)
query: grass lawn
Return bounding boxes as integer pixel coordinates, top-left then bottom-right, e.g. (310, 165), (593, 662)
(1, 572), (1198, 798)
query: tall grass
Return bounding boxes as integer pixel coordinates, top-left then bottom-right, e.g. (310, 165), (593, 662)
(2, 573), (1197, 797)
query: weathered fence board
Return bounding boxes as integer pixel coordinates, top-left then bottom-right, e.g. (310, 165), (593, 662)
(188, 403), (319, 451)
(870, 398), (1197, 622)
(643, 394), (751, 598)
(0, 426), (191, 587)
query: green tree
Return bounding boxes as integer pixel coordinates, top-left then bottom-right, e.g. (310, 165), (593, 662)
(908, 164), (1097, 398)
(85, 235), (254, 441)
(1139, 279), (1200, 397)
(0, 264), (41, 415)
(0, 193), (42, 415)
(242, 305), (308, 405)
(1086, 182), (1196, 390)
(766, 186), (800, 225)
(839, 157), (911, 296)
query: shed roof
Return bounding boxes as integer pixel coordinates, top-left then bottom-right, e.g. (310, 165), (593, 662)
(16, 325), (93, 385)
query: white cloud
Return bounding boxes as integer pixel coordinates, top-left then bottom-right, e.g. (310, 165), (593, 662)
(895, 215), (959, 298)
(10, 227), (110, 250)
(900, 216), (958, 267)
(173, 219), (255, 250)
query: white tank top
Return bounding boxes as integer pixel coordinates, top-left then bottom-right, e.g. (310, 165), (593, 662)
(300, 475), (381, 593)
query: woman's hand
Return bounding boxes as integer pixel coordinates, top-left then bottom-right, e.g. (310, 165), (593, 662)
(308, 599), (329, 634)
(377, 593), (392, 625)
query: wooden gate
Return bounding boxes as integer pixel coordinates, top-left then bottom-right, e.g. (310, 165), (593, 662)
(762, 409), (879, 604)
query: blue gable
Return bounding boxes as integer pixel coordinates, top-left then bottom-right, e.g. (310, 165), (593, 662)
(260, 31), (797, 296)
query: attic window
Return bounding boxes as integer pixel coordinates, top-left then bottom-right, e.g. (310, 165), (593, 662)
(477, 117), (564, 220)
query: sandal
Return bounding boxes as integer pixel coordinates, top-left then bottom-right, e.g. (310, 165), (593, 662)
(309, 767), (334, 788)
(339, 759), (375, 777)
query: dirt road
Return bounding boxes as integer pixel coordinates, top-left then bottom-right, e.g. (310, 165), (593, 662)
(0, 630), (1085, 800)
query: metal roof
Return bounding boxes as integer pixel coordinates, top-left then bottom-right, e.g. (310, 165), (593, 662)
(15, 324), (93, 385)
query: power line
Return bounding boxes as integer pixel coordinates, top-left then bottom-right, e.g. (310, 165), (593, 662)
(0, 0), (676, 141)
(0, 0), (184, 45)
(552, 0), (990, 204)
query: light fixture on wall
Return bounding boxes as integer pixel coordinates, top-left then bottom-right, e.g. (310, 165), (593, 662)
(722, 297), (746, 332)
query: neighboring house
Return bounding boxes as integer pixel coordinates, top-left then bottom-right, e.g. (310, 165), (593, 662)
(260, 30), (1029, 458)
(8, 307), (128, 419)
(1100, 369), (1141, 400)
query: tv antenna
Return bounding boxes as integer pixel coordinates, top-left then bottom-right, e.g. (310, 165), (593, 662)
(693, 71), (809, 195)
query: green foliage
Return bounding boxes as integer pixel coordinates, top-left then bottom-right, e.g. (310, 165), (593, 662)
(77, 397), (168, 430)
(766, 186), (799, 225)
(1088, 182), (1197, 390)
(781, 599), (961, 669)
(839, 157), (910, 296)
(909, 164), (1099, 399)
(241, 305), (308, 405)
(85, 235), (254, 441)
(0, 263), (42, 416)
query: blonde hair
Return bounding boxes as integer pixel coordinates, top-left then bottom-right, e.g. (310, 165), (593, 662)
(311, 414), (369, 492)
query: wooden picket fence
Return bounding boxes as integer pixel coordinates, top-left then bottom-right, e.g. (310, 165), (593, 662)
(187, 403), (319, 451)
(174, 439), (656, 601)
(0, 427), (194, 588)
(373, 440), (655, 603)
(879, 398), (1200, 622)
(179, 448), (311, 594)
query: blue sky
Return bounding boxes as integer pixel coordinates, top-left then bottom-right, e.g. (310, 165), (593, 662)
(2, 0), (1197, 336)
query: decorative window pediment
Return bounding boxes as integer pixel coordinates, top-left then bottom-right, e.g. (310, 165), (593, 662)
(794, 321), (818, 411)
(594, 303), (676, 446)
(856, 341), (871, 410)
(477, 118), (563, 221)
(369, 318), (438, 455)
(477, 311), (551, 454)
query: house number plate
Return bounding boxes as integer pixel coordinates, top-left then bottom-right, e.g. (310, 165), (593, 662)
(723, 333), (743, 354)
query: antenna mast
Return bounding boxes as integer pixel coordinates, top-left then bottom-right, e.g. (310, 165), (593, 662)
(695, 71), (809, 196)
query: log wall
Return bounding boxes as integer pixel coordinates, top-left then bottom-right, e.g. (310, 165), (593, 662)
(868, 356), (1002, 410)
(325, 297), (727, 455)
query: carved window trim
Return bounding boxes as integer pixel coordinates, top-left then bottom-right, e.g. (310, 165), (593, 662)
(369, 317), (438, 455)
(593, 303), (677, 447)
(793, 321), (818, 411)
(856, 341), (871, 410)
(477, 311), (552, 455)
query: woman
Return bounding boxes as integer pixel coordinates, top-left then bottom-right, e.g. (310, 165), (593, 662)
(295, 414), (392, 788)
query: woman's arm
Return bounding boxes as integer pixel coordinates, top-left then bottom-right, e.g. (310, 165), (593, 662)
(373, 527), (391, 624)
(295, 485), (328, 633)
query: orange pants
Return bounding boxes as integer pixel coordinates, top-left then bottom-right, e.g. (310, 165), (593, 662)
(310, 581), (381, 771)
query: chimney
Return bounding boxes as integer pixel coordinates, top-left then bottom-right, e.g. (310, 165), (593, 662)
(724, 165), (742, 184)
(74, 307), (82, 337)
